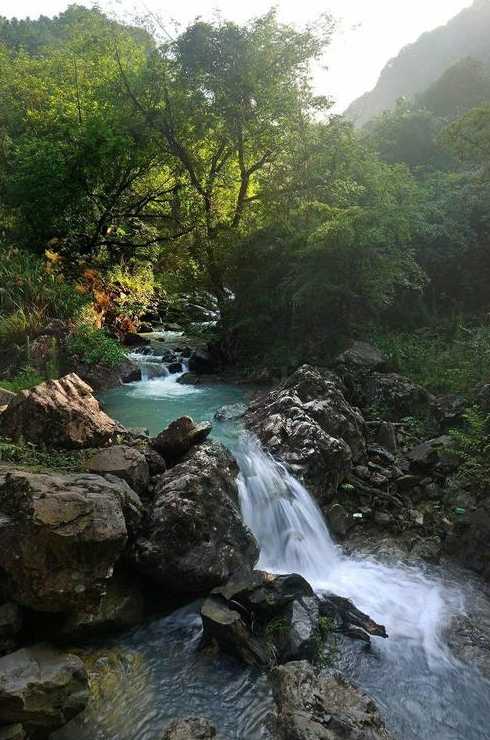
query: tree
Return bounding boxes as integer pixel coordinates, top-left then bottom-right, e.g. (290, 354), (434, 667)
(116, 11), (334, 300)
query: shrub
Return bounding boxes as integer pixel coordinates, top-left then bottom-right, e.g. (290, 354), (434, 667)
(372, 323), (490, 394)
(0, 366), (45, 392)
(66, 326), (127, 367)
(450, 406), (490, 496)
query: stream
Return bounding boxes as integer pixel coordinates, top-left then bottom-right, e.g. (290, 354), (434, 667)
(55, 343), (490, 740)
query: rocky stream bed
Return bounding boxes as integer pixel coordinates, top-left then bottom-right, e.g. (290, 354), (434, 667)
(0, 335), (489, 739)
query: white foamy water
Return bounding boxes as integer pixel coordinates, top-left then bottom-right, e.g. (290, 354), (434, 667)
(236, 434), (462, 665)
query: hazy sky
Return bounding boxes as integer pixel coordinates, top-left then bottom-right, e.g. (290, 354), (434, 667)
(1, 0), (474, 110)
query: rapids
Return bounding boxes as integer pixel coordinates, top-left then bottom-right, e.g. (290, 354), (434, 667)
(56, 350), (490, 740)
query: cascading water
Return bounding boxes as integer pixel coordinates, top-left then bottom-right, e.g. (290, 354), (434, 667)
(236, 433), (490, 740)
(68, 353), (490, 740)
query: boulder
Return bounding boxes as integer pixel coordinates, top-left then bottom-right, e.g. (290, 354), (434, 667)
(161, 718), (216, 740)
(246, 365), (366, 500)
(152, 416), (212, 463)
(202, 572), (320, 667)
(188, 349), (217, 374)
(335, 341), (388, 373)
(0, 388), (16, 407)
(269, 661), (394, 739)
(0, 469), (142, 612)
(60, 572), (144, 639)
(0, 374), (125, 449)
(72, 360), (141, 392)
(168, 362), (183, 374)
(406, 435), (456, 472)
(132, 442), (258, 594)
(0, 645), (89, 736)
(214, 403), (247, 422)
(201, 572), (387, 667)
(86, 445), (150, 495)
(365, 372), (434, 422)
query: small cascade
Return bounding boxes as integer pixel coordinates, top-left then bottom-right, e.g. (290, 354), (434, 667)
(236, 434), (462, 663)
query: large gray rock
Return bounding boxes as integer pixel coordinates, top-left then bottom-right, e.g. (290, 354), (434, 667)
(246, 365), (366, 500)
(201, 572), (387, 668)
(365, 372), (434, 422)
(132, 442), (258, 594)
(71, 359), (142, 392)
(0, 374), (125, 449)
(152, 416), (212, 463)
(161, 718), (216, 740)
(60, 572), (145, 639)
(335, 341), (388, 373)
(269, 661), (394, 739)
(0, 645), (89, 736)
(0, 470), (142, 612)
(86, 445), (150, 494)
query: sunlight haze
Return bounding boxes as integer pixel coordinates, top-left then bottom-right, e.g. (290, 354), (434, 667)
(1, 0), (474, 110)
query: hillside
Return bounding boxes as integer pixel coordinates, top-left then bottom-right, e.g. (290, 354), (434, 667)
(345, 0), (490, 126)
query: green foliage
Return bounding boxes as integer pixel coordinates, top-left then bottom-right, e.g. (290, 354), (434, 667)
(0, 366), (45, 392)
(372, 324), (490, 394)
(66, 326), (127, 367)
(0, 436), (84, 471)
(0, 248), (87, 321)
(450, 406), (490, 496)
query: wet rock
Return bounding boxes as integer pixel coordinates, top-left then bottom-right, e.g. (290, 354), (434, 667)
(72, 360), (142, 392)
(246, 365), (366, 501)
(168, 362), (183, 374)
(365, 372), (435, 422)
(214, 403), (247, 422)
(152, 416), (212, 463)
(327, 503), (353, 538)
(319, 594), (388, 643)
(446, 587), (490, 679)
(0, 374), (125, 449)
(201, 572), (320, 667)
(201, 572), (387, 667)
(269, 660), (394, 740)
(409, 536), (442, 564)
(0, 644), (89, 736)
(188, 349), (217, 374)
(132, 442), (258, 594)
(60, 573), (144, 639)
(161, 718), (217, 740)
(0, 469), (142, 612)
(86, 445), (150, 495)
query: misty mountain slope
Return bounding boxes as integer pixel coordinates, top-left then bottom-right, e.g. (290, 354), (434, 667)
(345, 0), (490, 127)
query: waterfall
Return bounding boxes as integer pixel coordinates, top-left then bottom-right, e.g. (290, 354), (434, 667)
(236, 434), (462, 663)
